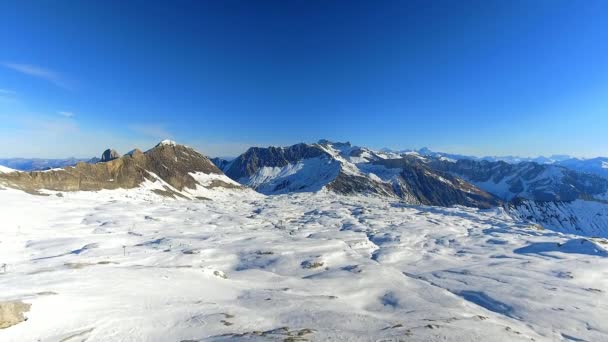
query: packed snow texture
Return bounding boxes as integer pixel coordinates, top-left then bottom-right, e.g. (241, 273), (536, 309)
(1, 189), (607, 341)
(159, 139), (177, 146)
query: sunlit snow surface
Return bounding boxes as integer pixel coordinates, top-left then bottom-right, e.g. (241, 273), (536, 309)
(1, 189), (607, 341)
(0, 165), (16, 173)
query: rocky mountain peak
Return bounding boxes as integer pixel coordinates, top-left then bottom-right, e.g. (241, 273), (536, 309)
(156, 139), (177, 147)
(146, 140), (196, 154)
(100, 149), (120, 162)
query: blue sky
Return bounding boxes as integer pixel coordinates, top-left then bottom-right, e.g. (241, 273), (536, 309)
(1, 1), (607, 158)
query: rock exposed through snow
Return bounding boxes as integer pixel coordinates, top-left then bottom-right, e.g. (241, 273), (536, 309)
(0, 301), (30, 329)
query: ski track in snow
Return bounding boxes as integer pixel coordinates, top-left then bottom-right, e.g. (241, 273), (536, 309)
(0, 189), (607, 341)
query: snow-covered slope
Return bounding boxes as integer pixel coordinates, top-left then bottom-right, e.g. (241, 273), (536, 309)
(1, 190), (607, 341)
(223, 141), (393, 196)
(510, 199), (608, 237)
(0, 165), (16, 173)
(243, 156), (341, 194)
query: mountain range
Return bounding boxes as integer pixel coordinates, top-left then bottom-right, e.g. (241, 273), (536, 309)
(381, 147), (608, 178)
(1, 139), (607, 237)
(3, 145), (607, 179)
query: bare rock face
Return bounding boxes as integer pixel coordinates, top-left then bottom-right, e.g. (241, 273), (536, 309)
(0, 300), (31, 329)
(100, 149), (121, 162)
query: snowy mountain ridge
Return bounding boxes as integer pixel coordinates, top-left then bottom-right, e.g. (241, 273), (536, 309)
(218, 140), (499, 208)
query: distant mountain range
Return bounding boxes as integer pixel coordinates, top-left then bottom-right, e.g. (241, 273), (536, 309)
(0, 157), (91, 171)
(381, 147), (608, 178)
(1, 139), (607, 237)
(2, 146), (606, 178)
(382, 147), (576, 164)
(215, 140), (499, 208)
(213, 140), (608, 237)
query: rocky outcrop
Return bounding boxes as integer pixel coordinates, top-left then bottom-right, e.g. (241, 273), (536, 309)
(0, 300), (31, 329)
(326, 172), (395, 197)
(100, 149), (120, 162)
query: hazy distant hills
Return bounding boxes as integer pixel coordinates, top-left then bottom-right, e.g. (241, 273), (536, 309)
(555, 157), (608, 179)
(0, 157), (91, 171)
(380, 147), (575, 164)
(381, 147), (608, 178)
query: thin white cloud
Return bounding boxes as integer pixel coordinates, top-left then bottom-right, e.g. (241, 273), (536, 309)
(20, 116), (80, 135)
(0, 89), (17, 103)
(58, 111), (74, 118)
(2, 63), (71, 89)
(0, 89), (16, 95)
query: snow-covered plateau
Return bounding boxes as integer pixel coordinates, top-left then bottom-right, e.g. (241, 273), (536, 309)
(1, 188), (607, 341)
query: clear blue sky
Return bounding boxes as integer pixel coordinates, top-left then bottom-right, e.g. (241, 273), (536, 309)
(1, 0), (607, 158)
